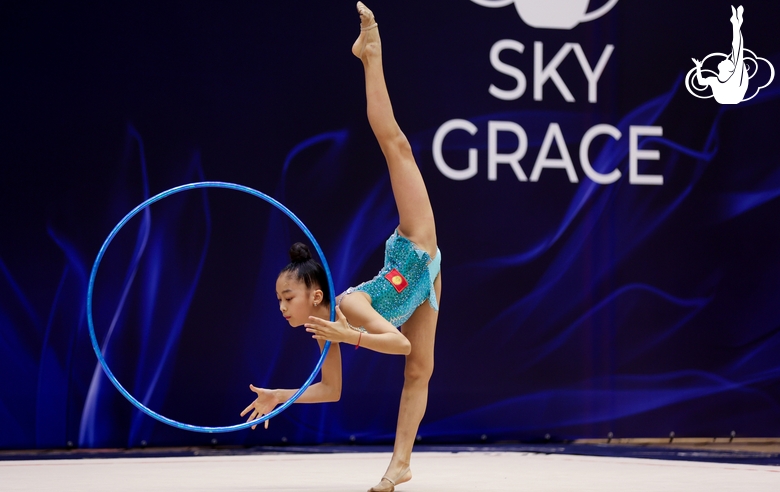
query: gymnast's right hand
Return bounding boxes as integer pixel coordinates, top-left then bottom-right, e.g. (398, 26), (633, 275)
(240, 384), (280, 430)
(305, 305), (353, 343)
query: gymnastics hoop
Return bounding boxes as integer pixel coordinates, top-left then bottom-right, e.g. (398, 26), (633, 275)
(86, 181), (335, 433)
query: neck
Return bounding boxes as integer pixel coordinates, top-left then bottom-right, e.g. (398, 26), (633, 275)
(312, 303), (331, 319)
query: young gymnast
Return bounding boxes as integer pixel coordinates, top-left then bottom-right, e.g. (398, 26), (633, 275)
(240, 3), (441, 491)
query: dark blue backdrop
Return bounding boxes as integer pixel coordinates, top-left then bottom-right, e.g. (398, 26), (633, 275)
(1, 0), (779, 449)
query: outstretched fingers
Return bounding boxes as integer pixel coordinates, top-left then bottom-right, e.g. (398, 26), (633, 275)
(241, 384), (271, 429)
(306, 306), (351, 342)
(240, 401), (254, 418)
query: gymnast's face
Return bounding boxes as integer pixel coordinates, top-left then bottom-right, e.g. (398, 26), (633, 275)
(276, 273), (321, 327)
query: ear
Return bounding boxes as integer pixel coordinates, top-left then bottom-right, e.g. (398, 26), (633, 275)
(312, 289), (324, 306)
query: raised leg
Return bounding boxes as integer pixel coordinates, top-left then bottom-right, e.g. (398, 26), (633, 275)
(729, 5), (746, 86)
(353, 2), (437, 256)
(729, 6), (744, 61)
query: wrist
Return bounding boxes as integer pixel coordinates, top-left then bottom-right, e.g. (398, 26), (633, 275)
(343, 318), (365, 346)
(271, 389), (284, 404)
(354, 329), (363, 349)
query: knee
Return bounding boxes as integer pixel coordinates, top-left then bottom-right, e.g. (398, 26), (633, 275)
(381, 132), (413, 159)
(404, 360), (434, 385)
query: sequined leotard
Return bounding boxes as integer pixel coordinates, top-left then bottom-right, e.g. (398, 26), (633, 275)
(342, 230), (441, 327)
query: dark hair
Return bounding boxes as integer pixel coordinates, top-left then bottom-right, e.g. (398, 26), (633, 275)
(279, 242), (330, 305)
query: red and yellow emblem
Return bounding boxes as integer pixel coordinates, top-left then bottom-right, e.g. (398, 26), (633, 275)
(384, 268), (408, 293)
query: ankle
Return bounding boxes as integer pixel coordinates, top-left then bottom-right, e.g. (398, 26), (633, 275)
(389, 459), (410, 471)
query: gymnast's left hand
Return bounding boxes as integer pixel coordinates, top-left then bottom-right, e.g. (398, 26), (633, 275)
(305, 305), (352, 343)
(240, 384), (279, 430)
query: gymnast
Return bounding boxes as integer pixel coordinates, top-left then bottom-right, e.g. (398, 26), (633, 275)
(240, 3), (441, 491)
(692, 5), (748, 104)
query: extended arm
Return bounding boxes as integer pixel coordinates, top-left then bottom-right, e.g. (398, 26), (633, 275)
(240, 338), (342, 429)
(270, 338), (342, 403)
(692, 58), (711, 87)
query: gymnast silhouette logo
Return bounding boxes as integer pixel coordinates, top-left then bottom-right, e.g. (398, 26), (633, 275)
(470, 0), (619, 30)
(686, 5), (775, 104)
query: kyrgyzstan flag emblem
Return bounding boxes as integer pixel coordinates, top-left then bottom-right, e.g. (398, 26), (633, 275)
(384, 268), (408, 293)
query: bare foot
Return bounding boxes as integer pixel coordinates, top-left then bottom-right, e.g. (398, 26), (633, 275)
(367, 467), (411, 492)
(352, 2), (380, 60)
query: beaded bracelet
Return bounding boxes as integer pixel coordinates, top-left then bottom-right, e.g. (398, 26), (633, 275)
(346, 320), (366, 350)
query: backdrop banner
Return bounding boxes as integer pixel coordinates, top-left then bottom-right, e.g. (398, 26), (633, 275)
(1, 0), (778, 449)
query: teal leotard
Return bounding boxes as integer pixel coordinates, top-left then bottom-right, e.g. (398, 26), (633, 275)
(342, 230), (440, 327)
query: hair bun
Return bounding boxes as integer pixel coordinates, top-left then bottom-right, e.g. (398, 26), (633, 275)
(289, 242), (312, 263)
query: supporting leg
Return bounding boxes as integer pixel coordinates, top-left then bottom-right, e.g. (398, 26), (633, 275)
(368, 274), (442, 492)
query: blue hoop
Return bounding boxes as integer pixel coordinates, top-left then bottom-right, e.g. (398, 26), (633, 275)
(86, 181), (335, 433)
